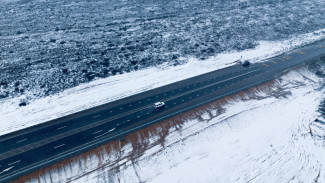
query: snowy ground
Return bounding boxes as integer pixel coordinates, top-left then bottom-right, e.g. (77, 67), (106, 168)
(1, 0), (325, 182)
(1, 0), (325, 100)
(22, 59), (325, 183)
(1, 29), (325, 136)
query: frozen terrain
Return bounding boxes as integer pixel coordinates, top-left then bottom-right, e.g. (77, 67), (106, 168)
(19, 57), (325, 183)
(1, 0), (325, 182)
(1, 0), (325, 100)
(1, 31), (325, 136)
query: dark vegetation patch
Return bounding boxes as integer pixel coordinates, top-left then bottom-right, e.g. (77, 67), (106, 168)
(0, 0), (324, 100)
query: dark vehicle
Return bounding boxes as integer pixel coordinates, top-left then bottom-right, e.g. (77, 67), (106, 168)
(242, 60), (250, 67)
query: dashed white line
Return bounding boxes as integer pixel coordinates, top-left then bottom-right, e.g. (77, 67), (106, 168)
(54, 144), (65, 149)
(127, 120), (130, 122)
(92, 115), (101, 119)
(0, 166), (14, 175)
(57, 126), (67, 130)
(8, 160), (21, 166)
(109, 111), (113, 113)
(137, 116), (141, 118)
(119, 108), (123, 110)
(93, 130), (103, 134)
(94, 128), (115, 139)
(16, 139), (27, 143)
(129, 104), (132, 107)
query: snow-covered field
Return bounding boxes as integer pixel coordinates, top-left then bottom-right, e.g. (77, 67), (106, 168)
(1, 29), (325, 136)
(1, 0), (325, 182)
(22, 58), (325, 183)
(1, 0), (325, 100)
(4, 32), (323, 183)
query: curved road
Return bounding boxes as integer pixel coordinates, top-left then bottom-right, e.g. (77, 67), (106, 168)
(0, 41), (325, 182)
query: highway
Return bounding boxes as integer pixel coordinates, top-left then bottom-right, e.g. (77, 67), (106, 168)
(0, 41), (325, 182)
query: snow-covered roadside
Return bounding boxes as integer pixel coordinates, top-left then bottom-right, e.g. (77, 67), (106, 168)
(1, 30), (325, 136)
(22, 59), (325, 183)
(77, 67), (325, 183)
(134, 70), (324, 183)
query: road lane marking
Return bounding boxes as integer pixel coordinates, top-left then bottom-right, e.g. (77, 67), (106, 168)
(57, 126), (67, 130)
(129, 104), (132, 106)
(119, 108), (123, 110)
(16, 139), (27, 143)
(109, 111), (113, 113)
(0, 166), (14, 175)
(283, 56), (291, 60)
(271, 61), (277, 64)
(137, 116), (141, 118)
(108, 128), (115, 132)
(92, 115), (101, 119)
(8, 160), (20, 166)
(127, 120), (130, 122)
(54, 144), (65, 149)
(94, 129), (115, 139)
(263, 64), (269, 67)
(93, 130), (103, 134)
(94, 135), (104, 139)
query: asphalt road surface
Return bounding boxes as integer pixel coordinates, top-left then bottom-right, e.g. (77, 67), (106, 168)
(0, 41), (325, 182)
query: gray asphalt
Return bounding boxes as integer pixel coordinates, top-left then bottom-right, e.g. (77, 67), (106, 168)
(0, 41), (325, 183)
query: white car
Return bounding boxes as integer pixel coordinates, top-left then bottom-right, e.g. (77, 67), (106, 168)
(154, 102), (165, 110)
